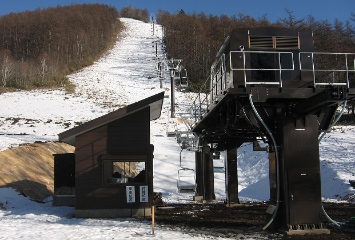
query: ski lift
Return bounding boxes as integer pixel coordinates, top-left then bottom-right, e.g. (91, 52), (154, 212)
(213, 160), (225, 173)
(150, 13), (156, 23)
(212, 149), (225, 173)
(167, 59), (182, 72)
(176, 131), (195, 149)
(177, 168), (196, 193)
(174, 69), (181, 78)
(177, 148), (196, 193)
(212, 151), (220, 159)
(179, 68), (189, 89)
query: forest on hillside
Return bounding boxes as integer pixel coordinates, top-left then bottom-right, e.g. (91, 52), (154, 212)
(0, 4), (121, 90)
(0, 4), (354, 103)
(120, 5), (149, 23)
(157, 10), (355, 92)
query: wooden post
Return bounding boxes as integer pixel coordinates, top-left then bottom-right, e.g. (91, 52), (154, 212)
(152, 205), (155, 235)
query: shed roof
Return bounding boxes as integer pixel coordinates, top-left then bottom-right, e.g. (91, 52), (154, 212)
(59, 92), (165, 146)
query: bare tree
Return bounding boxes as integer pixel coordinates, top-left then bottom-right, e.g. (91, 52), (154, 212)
(0, 4), (121, 89)
(0, 51), (13, 87)
(280, 9), (305, 29)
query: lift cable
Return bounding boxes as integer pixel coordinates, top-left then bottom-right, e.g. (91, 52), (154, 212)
(318, 100), (347, 142)
(248, 94), (281, 230)
(318, 100), (348, 228)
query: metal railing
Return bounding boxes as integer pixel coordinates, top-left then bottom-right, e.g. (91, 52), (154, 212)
(210, 53), (229, 103)
(188, 51), (355, 128)
(230, 50), (295, 88)
(300, 52), (355, 88)
(189, 53), (230, 124)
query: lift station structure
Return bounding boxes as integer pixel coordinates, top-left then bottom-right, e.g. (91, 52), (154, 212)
(181, 27), (355, 233)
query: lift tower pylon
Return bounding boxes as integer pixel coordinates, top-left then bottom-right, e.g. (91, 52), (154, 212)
(188, 27), (355, 234)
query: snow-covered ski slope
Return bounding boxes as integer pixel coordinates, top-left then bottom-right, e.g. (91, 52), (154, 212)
(0, 17), (354, 240)
(0, 17), (354, 202)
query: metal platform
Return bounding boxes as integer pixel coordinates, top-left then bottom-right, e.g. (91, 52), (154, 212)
(175, 28), (355, 232)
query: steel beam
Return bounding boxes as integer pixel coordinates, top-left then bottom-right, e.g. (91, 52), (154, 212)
(225, 146), (239, 205)
(268, 115), (324, 231)
(203, 144), (215, 201)
(195, 151), (204, 197)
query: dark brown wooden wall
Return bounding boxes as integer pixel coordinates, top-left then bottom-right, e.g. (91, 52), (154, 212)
(75, 107), (153, 210)
(107, 107), (150, 154)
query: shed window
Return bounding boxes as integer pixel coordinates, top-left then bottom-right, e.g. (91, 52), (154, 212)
(103, 160), (146, 184)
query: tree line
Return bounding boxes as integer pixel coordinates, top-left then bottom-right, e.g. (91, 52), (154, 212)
(0, 4), (121, 90)
(120, 5), (149, 23)
(157, 10), (355, 91)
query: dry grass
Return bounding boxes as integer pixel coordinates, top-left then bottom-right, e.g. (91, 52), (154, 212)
(0, 142), (74, 202)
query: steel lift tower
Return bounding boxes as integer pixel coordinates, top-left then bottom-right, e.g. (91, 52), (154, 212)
(188, 28), (355, 234)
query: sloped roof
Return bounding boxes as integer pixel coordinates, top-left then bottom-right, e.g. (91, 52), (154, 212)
(59, 92), (165, 146)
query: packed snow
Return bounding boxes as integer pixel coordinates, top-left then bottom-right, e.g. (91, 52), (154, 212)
(0, 18), (354, 239)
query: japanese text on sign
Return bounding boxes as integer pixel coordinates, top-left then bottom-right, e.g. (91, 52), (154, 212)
(140, 185), (148, 203)
(126, 186), (135, 203)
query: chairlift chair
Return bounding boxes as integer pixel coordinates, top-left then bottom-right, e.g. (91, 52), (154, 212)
(177, 148), (196, 193)
(177, 167), (196, 193)
(212, 150), (225, 173)
(179, 68), (189, 89)
(174, 68), (181, 78)
(212, 151), (220, 159)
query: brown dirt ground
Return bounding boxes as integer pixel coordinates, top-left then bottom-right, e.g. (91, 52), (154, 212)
(0, 141), (74, 202)
(155, 203), (355, 240)
(1, 142), (354, 239)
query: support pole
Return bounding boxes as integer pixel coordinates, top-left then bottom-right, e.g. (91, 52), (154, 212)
(268, 115), (326, 232)
(195, 151), (204, 198)
(268, 151), (277, 205)
(158, 62), (163, 88)
(203, 143), (215, 201)
(167, 59), (182, 118)
(226, 146), (239, 205)
(155, 42), (158, 57)
(170, 69), (175, 118)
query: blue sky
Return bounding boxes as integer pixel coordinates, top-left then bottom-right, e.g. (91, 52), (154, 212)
(0, 0), (354, 24)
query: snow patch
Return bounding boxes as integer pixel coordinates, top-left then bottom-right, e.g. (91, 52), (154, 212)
(0, 17), (354, 239)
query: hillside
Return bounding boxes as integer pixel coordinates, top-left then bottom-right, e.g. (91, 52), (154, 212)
(0, 4), (121, 90)
(0, 17), (354, 240)
(0, 17), (354, 203)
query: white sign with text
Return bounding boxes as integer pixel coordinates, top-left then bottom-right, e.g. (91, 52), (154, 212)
(126, 186), (135, 203)
(140, 185), (148, 203)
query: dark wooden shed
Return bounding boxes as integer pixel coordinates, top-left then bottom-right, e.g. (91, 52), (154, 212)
(58, 92), (164, 218)
(53, 153), (75, 206)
